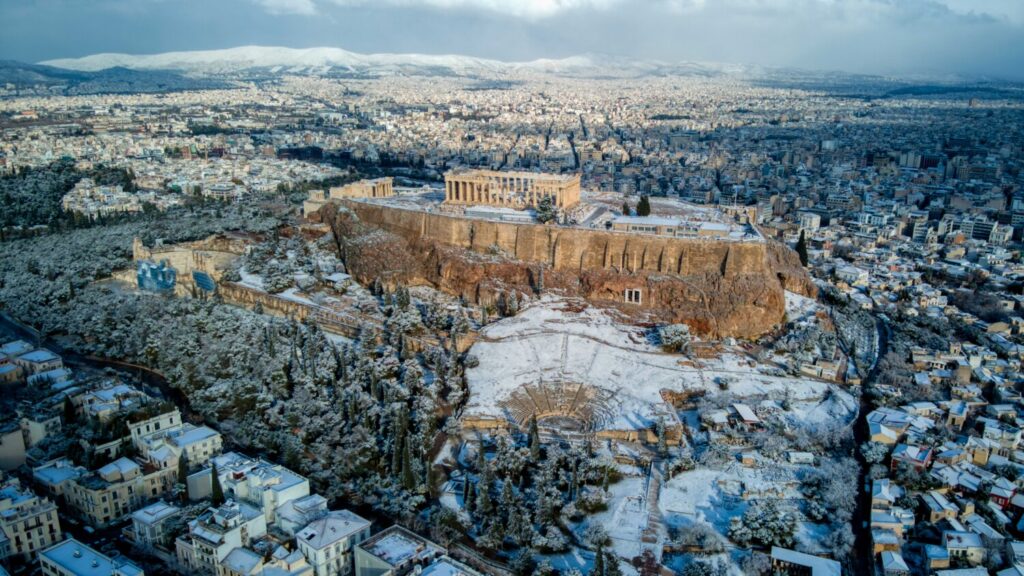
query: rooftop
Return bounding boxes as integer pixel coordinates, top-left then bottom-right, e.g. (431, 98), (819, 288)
(40, 538), (144, 576)
(358, 525), (443, 568)
(132, 501), (180, 526)
(296, 509), (370, 550)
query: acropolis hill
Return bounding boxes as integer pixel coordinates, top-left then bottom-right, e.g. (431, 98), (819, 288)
(311, 178), (815, 338)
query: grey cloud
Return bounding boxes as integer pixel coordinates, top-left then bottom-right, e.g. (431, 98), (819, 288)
(2, 0), (1022, 79)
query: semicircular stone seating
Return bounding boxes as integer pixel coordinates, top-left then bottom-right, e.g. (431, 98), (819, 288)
(497, 378), (617, 434)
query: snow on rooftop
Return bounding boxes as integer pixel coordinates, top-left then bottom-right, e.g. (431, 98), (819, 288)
(132, 501), (179, 525)
(296, 510), (370, 550)
(771, 547), (841, 576)
(40, 538), (143, 576)
(361, 527), (441, 567)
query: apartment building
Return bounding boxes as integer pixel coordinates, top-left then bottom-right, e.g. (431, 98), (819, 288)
(0, 477), (62, 563)
(39, 538), (144, 576)
(296, 510), (371, 576)
(175, 500), (267, 574)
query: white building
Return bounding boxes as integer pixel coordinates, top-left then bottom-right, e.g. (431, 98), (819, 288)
(296, 510), (371, 576)
(0, 477), (62, 563)
(175, 500), (267, 574)
(354, 526), (445, 576)
(193, 452), (310, 524)
(129, 501), (180, 550)
(39, 538), (144, 576)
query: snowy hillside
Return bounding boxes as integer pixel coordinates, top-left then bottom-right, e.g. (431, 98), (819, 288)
(465, 297), (857, 433)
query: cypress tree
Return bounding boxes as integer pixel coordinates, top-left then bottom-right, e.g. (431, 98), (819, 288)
(636, 195), (651, 217)
(477, 464), (493, 514)
(529, 415), (541, 461)
(622, 201), (631, 216)
(210, 462), (225, 506)
(592, 545), (605, 576)
(796, 229), (809, 267)
(656, 416), (668, 458)
(465, 480), (476, 514)
(62, 396), (76, 425)
(402, 438), (416, 491)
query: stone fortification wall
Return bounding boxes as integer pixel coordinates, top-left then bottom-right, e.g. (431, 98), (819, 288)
(342, 201), (771, 278)
(323, 202), (815, 338)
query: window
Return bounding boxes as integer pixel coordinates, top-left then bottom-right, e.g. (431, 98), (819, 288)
(625, 289), (642, 305)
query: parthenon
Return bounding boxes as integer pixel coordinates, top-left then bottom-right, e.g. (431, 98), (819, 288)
(444, 169), (581, 209)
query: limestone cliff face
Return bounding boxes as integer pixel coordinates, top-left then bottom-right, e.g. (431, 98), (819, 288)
(322, 202), (815, 339)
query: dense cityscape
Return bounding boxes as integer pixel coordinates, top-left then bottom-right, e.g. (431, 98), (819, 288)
(2, 3), (1024, 576)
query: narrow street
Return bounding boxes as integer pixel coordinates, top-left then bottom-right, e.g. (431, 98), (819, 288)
(850, 317), (890, 575)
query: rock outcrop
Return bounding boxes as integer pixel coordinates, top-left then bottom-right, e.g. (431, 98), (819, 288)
(321, 202), (816, 339)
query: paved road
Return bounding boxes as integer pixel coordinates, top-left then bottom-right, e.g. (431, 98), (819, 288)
(850, 317), (890, 575)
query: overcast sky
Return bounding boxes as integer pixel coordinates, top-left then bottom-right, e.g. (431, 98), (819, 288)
(2, 0), (1023, 79)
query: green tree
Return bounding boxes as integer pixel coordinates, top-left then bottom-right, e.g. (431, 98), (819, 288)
(529, 415), (541, 461)
(795, 229), (809, 267)
(622, 201), (631, 216)
(656, 416), (668, 458)
(636, 195), (651, 217)
(211, 461), (225, 506)
(536, 195), (557, 223)
(62, 396), (77, 426)
(592, 545), (605, 576)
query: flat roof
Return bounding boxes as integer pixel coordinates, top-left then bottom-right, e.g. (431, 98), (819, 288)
(40, 538), (143, 576)
(132, 501), (179, 525)
(358, 525), (442, 567)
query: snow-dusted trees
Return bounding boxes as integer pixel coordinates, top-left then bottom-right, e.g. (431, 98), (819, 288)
(659, 324), (692, 353)
(802, 457), (859, 562)
(728, 500), (796, 549)
(861, 441), (891, 464)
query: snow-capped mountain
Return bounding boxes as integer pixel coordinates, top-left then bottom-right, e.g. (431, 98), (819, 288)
(38, 45), (741, 78)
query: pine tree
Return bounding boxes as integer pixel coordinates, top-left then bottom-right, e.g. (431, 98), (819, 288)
(536, 195), (557, 223)
(637, 195), (651, 216)
(592, 545), (605, 576)
(796, 229), (809, 267)
(622, 201), (631, 216)
(210, 462), (225, 506)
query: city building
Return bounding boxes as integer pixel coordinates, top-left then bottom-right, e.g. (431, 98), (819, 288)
(175, 500), (267, 574)
(0, 477), (62, 563)
(128, 501), (181, 551)
(353, 525), (445, 576)
(39, 538), (144, 576)
(296, 510), (371, 576)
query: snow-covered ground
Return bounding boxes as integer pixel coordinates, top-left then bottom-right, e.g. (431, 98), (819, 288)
(784, 290), (820, 325)
(465, 297), (857, 432)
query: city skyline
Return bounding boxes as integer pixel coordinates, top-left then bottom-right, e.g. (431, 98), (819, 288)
(2, 0), (1024, 80)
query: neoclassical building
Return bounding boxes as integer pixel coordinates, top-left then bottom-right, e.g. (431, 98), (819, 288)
(304, 177), (394, 215)
(444, 169), (581, 210)
(329, 177), (394, 200)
